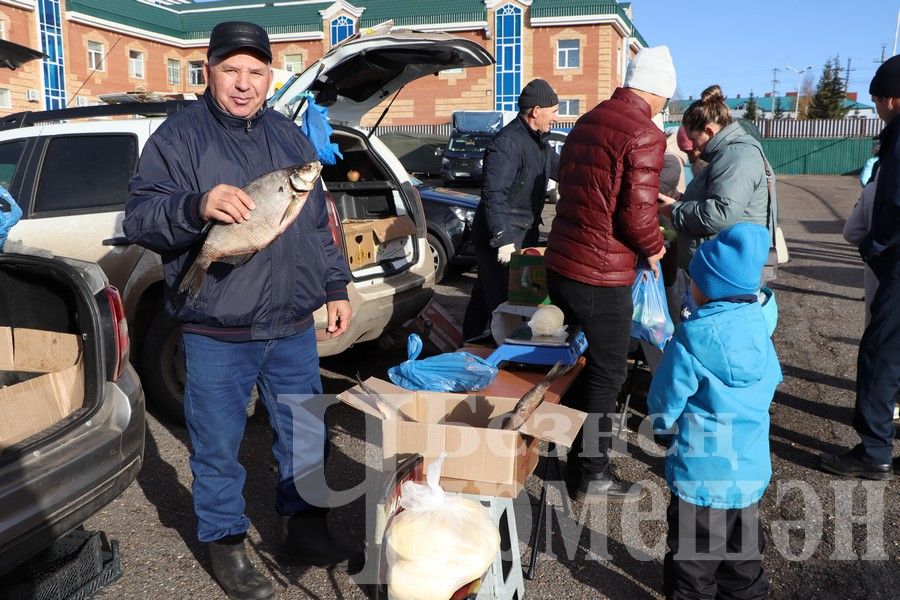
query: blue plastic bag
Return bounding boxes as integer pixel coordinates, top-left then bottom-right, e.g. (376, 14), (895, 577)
(631, 267), (674, 349)
(388, 334), (498, 392)
(298, 92), (343, 166)
(0, 185), (22, 252)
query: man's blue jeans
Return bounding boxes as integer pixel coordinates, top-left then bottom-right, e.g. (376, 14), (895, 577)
(182, 327), (325, 543)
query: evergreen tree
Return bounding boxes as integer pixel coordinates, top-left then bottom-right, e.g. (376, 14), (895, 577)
(807, 56), (850, 119)
(744, 95), (760, 121)
(773, 96), (785, 119)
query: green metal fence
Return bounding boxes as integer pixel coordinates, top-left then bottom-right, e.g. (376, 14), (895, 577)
(760, 138), (874, 176)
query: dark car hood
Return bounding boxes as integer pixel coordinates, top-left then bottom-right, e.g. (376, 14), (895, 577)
(417, 184), (479, 209)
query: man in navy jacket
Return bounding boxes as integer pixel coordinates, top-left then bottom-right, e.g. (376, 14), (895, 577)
(820, 55), (900, 482)
(125, 21), (355, 600)
(461, 79), (559, 340)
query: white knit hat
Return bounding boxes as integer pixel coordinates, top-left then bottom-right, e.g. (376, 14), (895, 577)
(624, 45), (676, 98)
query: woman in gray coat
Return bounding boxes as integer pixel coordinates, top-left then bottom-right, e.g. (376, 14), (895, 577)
(659, 85), (775, 270)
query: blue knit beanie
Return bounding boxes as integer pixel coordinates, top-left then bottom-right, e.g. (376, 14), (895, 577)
(689, 223), (770, 300)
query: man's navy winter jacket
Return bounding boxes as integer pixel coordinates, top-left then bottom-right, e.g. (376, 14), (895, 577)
(861, 113), (900, 280)
(472, 115), (557, 249)
(124, 92), (351, 341)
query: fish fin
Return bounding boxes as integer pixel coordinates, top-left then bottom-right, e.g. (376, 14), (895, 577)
(219, 252), (255, 268)
(177, 261), (208, 298)
(278, 192), (308, 229)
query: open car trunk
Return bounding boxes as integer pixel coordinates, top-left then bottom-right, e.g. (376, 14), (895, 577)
(0, 253), (103, 456)
(325, 126), (424, 279)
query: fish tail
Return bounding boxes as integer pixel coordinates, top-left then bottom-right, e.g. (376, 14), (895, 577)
(178, 260), (209, 298)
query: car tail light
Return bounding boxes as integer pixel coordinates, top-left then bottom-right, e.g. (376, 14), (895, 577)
(104, 285), (129, 381)
(324, 190), (345, 255)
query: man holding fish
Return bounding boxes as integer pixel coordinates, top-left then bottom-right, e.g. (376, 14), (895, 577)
(124, 20), (356, 600)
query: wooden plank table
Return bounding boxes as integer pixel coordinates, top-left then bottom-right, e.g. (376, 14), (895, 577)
(463, 346), (586, 404)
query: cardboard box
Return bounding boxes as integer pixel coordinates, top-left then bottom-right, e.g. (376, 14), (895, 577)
(508, 247), (550, 305)
(343, 216), (418, 269)
(342, 220), (377, 269)
(338, 377), (586, 497)
(0, 327), (84, 451)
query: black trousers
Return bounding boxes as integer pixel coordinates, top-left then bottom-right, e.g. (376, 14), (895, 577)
(547, 270), (632, 474)
(853, 264), (900, 464)
(664, 498), (769, 600)
(462, 241), (509, 340)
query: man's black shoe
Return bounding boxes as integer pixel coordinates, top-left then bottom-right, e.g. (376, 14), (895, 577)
(819, 448), (891, 481)
(566, 464), (647, 503)
(208, 536), (275, 600)
(277, 508), (364, 573)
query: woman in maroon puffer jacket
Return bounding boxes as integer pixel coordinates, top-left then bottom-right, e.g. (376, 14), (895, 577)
(546, 46), (673, 503)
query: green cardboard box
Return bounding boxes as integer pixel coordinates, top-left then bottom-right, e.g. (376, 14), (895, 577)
(507, 248), (551, 305)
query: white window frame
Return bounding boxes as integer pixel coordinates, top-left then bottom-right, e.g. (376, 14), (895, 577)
(442, 67), (464, 75)
(283, 53), (303, 73)
(188, 61), (204, 86)
(167, 58), (181, 85)
(557, 39), (580, 69)
(558, 99), (580, 117)
(129, 50), (144, 79)
(0, 21), (7, 41)
(0, 88), (10, 109)
(87, 41), (104, 71)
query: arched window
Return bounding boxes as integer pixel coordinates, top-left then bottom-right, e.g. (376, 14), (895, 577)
(331, 15), (355, 46)
(494, 4), (522, 112)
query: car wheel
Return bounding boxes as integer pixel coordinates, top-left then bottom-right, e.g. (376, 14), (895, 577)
(139, 308), (256, 424)
(426, 232), (449, 283)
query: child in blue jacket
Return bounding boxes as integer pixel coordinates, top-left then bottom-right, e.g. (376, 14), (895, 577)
(648, 223), (783, 600)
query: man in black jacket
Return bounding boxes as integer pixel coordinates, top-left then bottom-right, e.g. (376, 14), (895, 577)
(820, 55), (900, 481)
(125, 21), (356, 600)
(462, 79), (559, 340)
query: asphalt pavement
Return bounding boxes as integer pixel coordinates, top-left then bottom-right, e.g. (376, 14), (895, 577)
(86, 175), (899, 599)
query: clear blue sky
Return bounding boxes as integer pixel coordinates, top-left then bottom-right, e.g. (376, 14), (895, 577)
(195, 0), (895, 102)
(632, 0), (895, 102)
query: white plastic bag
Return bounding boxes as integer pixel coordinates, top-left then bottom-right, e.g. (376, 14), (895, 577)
(386, 455), (500, 600)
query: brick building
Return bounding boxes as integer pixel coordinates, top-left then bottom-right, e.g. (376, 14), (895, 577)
(0, 0), (648, 125)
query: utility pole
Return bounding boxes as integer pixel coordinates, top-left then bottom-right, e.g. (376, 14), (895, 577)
(843, 57), (855, 93)
(770, 67), (779, 120)
(894, 8), (900, 56)
(876, 44), (887, 64)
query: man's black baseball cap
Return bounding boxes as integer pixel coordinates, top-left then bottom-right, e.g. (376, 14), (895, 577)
(207, 21), (272, 63)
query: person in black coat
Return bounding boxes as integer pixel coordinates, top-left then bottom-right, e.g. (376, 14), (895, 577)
(462, 79), (559, 340)
(820, 55), (900, 481)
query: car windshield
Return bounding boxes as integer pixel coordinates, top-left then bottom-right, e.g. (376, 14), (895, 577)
(448, 133), (494, 152)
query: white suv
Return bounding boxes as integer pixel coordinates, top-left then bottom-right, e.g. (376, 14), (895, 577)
(2, 29), (493, 421)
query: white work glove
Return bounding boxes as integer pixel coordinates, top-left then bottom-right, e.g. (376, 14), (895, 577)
(496, 243), (516, 265)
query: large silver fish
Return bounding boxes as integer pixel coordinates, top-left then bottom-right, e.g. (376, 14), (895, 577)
(179, 160), (323, 298)
(501, 362), (573, 430)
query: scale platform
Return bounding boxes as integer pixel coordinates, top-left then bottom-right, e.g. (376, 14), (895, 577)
(484, 326), (588, 367)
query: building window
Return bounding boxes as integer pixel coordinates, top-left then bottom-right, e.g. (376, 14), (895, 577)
(167, 59), (181, 85)
(0, 20), (7, 41)
(558, 99), (580, 117)
(188, 61), (204, 86)
(38, 0), (65, 110)
(557, 40), (580, 69)
(494, 4), (522, 112)
(87, 41), (104, 71)
(331, 15), (354, 46)
(283, 53), (303, 73)
(442, 67), (464, 75)
(129, 50), (144, 79)
(0, 88), (10, 109)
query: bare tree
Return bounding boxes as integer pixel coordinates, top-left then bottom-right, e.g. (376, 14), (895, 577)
(797, 72), (815, 119)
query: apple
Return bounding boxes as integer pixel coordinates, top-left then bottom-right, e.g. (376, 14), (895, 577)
(347, 170), (361, 182)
